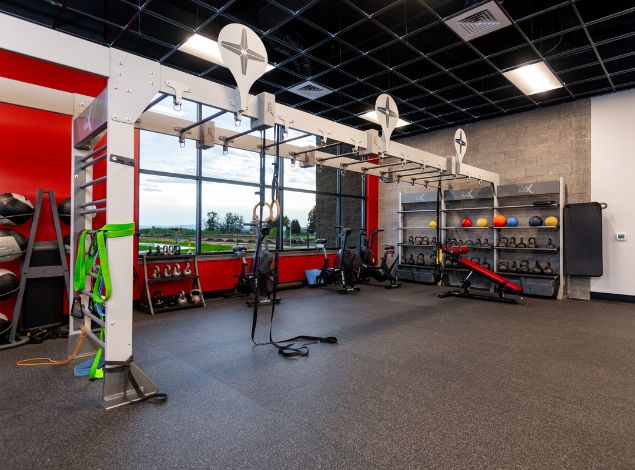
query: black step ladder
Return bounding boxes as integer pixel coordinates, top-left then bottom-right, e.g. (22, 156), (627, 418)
(0, 189), (70, 350)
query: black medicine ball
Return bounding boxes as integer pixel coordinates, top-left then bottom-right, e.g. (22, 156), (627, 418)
(0, 268), (19, 300)
(0, 193), (34, 226)
(0, 230), (28, 262)
(58, 197), (71, 224)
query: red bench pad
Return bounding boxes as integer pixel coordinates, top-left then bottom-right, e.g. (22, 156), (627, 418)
(457, 258), (523, 294)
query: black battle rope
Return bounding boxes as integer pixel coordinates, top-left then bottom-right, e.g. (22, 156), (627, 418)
(250, 125), (337, 357)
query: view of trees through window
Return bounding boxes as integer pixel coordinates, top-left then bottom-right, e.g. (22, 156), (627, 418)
(138, 97), (365, 255)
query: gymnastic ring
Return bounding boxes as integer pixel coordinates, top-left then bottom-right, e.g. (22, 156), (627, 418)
(252, 200), (280, 223)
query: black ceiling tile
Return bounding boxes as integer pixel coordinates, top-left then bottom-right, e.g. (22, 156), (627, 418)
(466, 73), (510, 92)
(390, 83), (426, 101)
(115, 31), (173, 61)
(145, 0), (201, 30)
(202, 65), (236, 85)
(345, 0), (400, 15)
(531, 86), (571, 103)
(547, 49), (598, 73)
(250, 80), (283, 95)
(496, 95), (535, 111)
(518, 4), (581, 41)
(489, 46), (541, 71)
(301, 0), (365, 34)
(409, 94), (445, 109)
(451, 60), (498, 81)
(587, 10), (635, 44)
(278, 55), (331, 77)
(469, 103), (501, 117)
(502, 0), (569, 21)
(429, 43), (481, 69)
(597, 34), (635, 60)
(425, 103), (457, 115)
(67, 0), (136, 28)
(574, 0), (635, 23)
(338, 20), (396, 53)
(270, 17), (328, 49)
(613, 70), (635, 87)
(295, 100), (331, 114)
(163, 49), (217, 74)
(420, 117), (449, 128)
(373, 1), (437, 36)
(55, 9), (118, 44)
(604, 54), (635, 74)
(454, 94), (489, 109)
(483, 85), (524, 102)
(138, 12), (192, 48)
(558, 63), (605, 85)
(338, 115), (371, 128)
(188, 0), (228, 11)
(309, 39), (358, 64)
(423, 0), (468, 18)
(314, 70), (352, 89)
(339, 81), (381, 100)
(405, 22), (461, 55)
(417, 73), (460, 91)
(365, 72), (408, 92)
(369, 40), (419, 68)
(435, 84), (473, 101)
(318, 108), (350, 121)
(340, 100), (375, 115)
(338, 55), (385, 77)
(470, 27), (526, 57)
(394, 59), (442, 81)
(537, 29), (592, 59)
(0, 0), (58, 27)
(262, 37), (297, 65)
(260, 68), (302, 87)
(314, 91), (354, 107)
(400, 110), (432, 122)
(567, 76), (612, 94)
(222, 0), (286, 31)
(275, 91), (309, 106)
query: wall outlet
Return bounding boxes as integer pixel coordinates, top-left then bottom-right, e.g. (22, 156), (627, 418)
(616, 232), (626, 241)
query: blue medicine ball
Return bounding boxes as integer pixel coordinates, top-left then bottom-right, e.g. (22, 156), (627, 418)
(506, 216), (519, 227)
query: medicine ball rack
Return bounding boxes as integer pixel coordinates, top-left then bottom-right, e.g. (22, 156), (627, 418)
(397, 178), (565, 299)
(140, 253), (205, 315)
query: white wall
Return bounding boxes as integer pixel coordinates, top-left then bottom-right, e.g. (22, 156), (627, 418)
(591, 89), (635, 296)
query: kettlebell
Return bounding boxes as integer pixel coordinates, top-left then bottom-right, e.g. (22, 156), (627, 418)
(482, 238), (490, 248)
(546, 238), (556, 249)
(498, 237), (508, 248)
(147, 246), (153, 256)
(151, 266), (161, 279)
(498, 260), (509, 272)
(465, 239), (474, 247)
(401, 255), (407, 265)
(528, 237), (537, 248)
(408, 236), (414, 244)
(517, 237), (527, 248)
(189, 289), (202, 304)
(528, 216), (543, 227)
(431, 237), (437, 244)
(429, 254), (436, 264)
(475, 238), (482, 247)
(471, 257), (480, 264)
(155, 245), (162, 255)
(415, 236), (423, 245)
(532, 260), (543, 274)
(174, 245), (181, 255)
(422, 236), (430, 245)
(519, 260), (530, 273)
(481, 257), (490, 270)
(543, 262), (554, 275)
(407, 254), (415, 265)
(162, 245), (169, 254)
(163, 264), (172, 278)
(510, 261), (518, 273)
(152, 291), (165, 308)
(508, 237), (516, 248)
(184, 263), (192, 276)
(173, 263), (182, 276)
(176, 290), (188, 306)
(416, 253), (426, 266)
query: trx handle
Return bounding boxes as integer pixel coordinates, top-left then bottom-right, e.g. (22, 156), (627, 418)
(73, 222), (136, 304)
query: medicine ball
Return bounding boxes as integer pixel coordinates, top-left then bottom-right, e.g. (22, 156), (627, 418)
(0, 313), (9, 335)
(0, 193), (33, 226)
(544, 216), (559, 227)
(492, 214), (507, 227)
(528, 216), (543, 227)
(428, 220), (438, 228)
(0, 268), (19, 300)
(63, 234), (71, 253)
(506, 216), (519, 227)
(476, 218), (488, 227)
(58, 197), (71, 224)
(461, 217), (473, 228)
(0, 229), (27, 262)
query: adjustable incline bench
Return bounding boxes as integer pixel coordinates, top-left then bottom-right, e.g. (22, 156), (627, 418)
(438, 245), (523, 303)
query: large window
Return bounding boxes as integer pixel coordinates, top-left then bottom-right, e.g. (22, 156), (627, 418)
(138, 100), (365, 255)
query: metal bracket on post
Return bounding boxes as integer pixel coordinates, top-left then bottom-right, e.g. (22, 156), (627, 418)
(196, 122), (215, 150)
(299, 146), (316, 168)
(278, 115), (294, 137)
(165, 79), (191, 112)
(251, 92), (276, 130)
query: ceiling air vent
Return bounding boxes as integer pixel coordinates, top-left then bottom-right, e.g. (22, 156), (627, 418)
(288, 81), (333, 100)
(444, 1), (511, 41)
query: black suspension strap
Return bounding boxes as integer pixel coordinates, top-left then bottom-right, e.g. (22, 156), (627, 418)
(250, 125), (337, 357)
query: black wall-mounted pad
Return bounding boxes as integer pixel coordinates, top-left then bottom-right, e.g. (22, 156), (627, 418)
(563, 202), (603, 276)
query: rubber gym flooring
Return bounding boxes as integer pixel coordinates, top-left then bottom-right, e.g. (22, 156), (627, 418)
(1, 283), (634, 469)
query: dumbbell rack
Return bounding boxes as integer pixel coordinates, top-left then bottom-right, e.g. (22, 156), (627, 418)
(140, 253), (205, 315)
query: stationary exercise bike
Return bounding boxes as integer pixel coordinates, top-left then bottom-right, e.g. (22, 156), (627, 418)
(316, 226), (360, 293)
(357, 228), (401, 288)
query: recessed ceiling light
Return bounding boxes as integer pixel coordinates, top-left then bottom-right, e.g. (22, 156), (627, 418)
(503, 62), (563, 95)
(360, 111), (410, 128)
(179, 34), (275, 73)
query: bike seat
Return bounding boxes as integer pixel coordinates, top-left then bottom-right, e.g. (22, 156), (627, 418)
(232, 246), (247, 253)
(315, 238), (327, 244)
(383, 244), (395, 250)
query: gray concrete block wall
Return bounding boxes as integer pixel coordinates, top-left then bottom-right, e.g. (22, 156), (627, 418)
(379, 99), (592, 299)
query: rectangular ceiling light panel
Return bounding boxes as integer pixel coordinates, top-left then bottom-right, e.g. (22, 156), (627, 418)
(179, 34), (274, 72)
(445, 0), (511, 41)
(503, 62), (563, 95)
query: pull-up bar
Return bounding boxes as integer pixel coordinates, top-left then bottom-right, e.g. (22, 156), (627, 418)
(290, 141), (340, 157)
(259, 132), (313, 149)
(177, 110), (225, 135)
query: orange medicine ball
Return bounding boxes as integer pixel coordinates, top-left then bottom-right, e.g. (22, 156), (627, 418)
(492, 214), (507, 227)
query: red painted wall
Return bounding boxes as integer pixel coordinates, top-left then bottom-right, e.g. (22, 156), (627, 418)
(1, 51), (379, 312)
